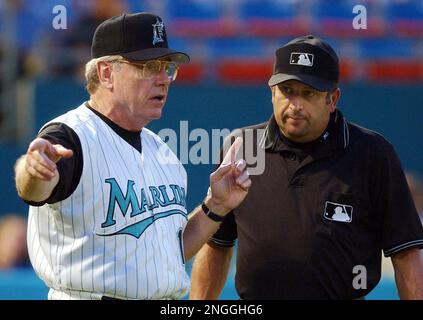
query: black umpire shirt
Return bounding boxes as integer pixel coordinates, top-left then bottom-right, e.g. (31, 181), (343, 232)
(211, 109), (423, 300)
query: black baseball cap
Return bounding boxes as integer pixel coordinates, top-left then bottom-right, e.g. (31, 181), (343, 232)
(91, 12), (190, 63)
(268, 35), (339, 91)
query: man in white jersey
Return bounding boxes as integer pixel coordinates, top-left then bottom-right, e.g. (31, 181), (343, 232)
(14, 12), (251, 300)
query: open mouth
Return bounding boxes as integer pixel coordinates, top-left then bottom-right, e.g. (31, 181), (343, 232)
(151, 94), (165, 102)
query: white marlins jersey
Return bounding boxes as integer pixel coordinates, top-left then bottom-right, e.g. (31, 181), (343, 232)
(27, 104), (190, 299)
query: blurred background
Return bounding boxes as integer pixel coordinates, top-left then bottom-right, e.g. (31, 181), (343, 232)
(0, 0), (422, 299)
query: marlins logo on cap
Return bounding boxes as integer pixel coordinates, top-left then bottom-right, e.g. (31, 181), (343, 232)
(152, 18), (165, 45)
(91, 12), (190, 63)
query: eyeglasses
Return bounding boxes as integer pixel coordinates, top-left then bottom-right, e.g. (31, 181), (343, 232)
(117, 59), (179, 81)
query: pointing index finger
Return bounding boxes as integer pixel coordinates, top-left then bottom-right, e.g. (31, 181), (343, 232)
(222, 136), (243, 166)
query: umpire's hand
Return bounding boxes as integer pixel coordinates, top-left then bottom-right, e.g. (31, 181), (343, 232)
(206, 137), (251, 215)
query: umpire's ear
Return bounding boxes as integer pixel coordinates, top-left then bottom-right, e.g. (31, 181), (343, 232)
(96, 60), (114, 90)
(328, 87), (341, 113)
(270, 85), (276, 106)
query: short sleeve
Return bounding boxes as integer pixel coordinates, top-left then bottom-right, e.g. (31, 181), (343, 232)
(375, 144), (423, 257)
(25, 123), (83, 206)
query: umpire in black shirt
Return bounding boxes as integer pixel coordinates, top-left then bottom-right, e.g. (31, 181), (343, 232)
(190, 35), (423, 300)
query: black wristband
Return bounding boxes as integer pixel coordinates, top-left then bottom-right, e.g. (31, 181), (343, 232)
(201, 202), (225, 222)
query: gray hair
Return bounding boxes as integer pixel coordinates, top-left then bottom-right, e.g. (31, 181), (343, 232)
(84, 55), (122, 95)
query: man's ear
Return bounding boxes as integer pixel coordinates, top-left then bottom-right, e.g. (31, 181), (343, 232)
(270, 85), (276, 104)
(328, 88), (341, 112)
(96, 61), (114, 90)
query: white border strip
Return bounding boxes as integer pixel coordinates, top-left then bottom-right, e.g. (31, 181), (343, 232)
(384, 239), (423, 257)
(210, 237), (236, 247)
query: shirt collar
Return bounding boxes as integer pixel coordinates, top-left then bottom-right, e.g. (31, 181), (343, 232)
(259, 109), (350, 152)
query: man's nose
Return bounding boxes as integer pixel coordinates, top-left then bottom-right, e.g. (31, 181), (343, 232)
(156, 68), (171, 85)
(288, 96), (303, 111)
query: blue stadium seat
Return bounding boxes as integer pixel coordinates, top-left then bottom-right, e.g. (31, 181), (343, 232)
(386, 0), (423, 20)
(125, 0), (146, 12)
(167, 0), (235, 37)
(238, 0), (311, 37)
(385, 0), (423, 37)
(166, 36), (192, 56)
(358, 38), (422, 82)
(240, 0), (301, 18)
(207, 37), (267, 59)
(205, 37), (272, 83)
(357, 38), (414, 59)
(314, 0), (353, 19)
(168, 0), (223, 19)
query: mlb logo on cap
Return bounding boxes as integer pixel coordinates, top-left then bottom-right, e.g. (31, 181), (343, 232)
(268, 35), (339, 92)
(290, 53), (314, 67)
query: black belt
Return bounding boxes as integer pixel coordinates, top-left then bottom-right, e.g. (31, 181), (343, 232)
(101, 296), (124, 300)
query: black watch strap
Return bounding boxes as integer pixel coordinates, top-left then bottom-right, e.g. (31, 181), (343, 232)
(201, 202), (225, 222)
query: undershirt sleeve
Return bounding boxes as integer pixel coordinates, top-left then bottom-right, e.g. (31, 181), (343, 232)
(25, 123), (83, 206)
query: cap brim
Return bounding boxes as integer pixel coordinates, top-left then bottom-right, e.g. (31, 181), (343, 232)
(268, 73), (335, 92)
(122, 47), (190, 63)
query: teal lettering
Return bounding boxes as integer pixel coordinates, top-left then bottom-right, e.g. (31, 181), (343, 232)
(140, 188), (149, 212)
(158, 185), (176, 205)
(148, 186), (162, 209)
(169, 184), (186, 208)
(101, 179), (142, 228)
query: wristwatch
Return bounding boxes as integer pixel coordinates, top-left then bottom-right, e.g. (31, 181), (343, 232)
(201, 202), (225, 222)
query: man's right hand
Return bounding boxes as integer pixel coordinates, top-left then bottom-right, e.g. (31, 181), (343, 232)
(206, 137), (251, 215)
(25, 138), (73, 181)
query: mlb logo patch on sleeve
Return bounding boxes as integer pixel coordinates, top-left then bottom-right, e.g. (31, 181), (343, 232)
(324, 201), (353, 223)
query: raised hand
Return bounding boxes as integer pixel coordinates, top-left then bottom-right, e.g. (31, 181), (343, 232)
(25, 138), (73, 181)
(206, 137), (251, 215)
